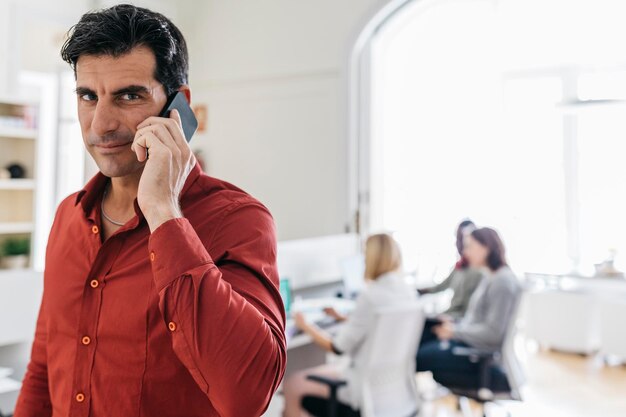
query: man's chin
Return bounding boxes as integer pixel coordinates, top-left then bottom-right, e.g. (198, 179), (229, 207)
(94, 158), (144, 178)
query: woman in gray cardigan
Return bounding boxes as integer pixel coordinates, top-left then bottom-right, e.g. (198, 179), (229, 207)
(419, 219), (483, 320)
(416, 227), (521, 389)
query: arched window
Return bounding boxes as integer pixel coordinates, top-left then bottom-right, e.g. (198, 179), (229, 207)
(353, 0), (626, 279)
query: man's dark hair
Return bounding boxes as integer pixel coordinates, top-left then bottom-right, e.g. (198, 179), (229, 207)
(470, 227), (507, 271)
(60, 4), (188, 96)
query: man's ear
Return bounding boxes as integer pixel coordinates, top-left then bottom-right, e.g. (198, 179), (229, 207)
(179, 85), (191, 104)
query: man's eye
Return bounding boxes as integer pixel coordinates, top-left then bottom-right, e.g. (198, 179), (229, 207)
(120, 93), (141, 101)
(80, 94), (97, 102)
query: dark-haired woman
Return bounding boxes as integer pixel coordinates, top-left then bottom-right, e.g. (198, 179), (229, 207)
(415, 227), (521, 389)
(419, 220), (483, 346)
(420, 220), (483, 319)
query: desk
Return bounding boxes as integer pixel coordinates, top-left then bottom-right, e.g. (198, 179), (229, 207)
(283, 297), (354, 378)
(285, 319), (342, 378)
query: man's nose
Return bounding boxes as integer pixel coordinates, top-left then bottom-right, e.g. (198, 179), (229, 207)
(90, 100), (120, 137)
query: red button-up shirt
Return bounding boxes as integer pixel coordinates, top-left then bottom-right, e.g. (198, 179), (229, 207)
(14, 162), (286, 417)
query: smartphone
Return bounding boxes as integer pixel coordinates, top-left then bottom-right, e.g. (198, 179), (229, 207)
(159, 91), (198, 142)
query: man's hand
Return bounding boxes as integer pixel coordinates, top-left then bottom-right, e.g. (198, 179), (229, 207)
(132, 109), (196, 232)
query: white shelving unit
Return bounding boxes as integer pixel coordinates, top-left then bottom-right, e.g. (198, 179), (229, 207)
(0, 179), (35, 190)
(0, 223), (34, 234)
(0, 96), (39, 270)
(0, 126), (37, 140)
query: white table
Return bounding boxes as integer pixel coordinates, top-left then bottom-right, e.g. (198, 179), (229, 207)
(284, 297), (354, 377)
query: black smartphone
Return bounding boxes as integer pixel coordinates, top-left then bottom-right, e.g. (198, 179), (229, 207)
(159, 91), (198, 142)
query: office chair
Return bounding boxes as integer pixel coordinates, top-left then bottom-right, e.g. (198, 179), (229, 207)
(303, 303), (425, 417)
(440, 290), (526, 417)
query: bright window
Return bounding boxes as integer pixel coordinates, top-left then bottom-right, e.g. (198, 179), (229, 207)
(366, 0), (626, 279)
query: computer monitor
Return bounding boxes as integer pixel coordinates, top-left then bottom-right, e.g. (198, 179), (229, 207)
(340, 254), (365, 298)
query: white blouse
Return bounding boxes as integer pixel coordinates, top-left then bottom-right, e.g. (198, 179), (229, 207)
(332, 271), (418, 409)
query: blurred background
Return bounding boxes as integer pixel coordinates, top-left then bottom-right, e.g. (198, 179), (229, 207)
(0, 0), (625, 416)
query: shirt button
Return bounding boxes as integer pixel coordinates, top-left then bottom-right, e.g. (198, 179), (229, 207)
(75, 392), (85, 402)
(90, 279), (99, 288)
(168, 321), (177, 332)
(150, 251), (156, 262)
(91, 225), (99, 234)
(81, 336), (91, 345)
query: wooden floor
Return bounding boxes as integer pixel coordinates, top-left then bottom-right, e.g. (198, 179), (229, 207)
(420, 348), (626, 417)
(265, 349), (626, 417)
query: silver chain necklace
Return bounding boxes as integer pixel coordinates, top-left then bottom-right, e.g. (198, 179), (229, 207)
(101, 185), (127, 226)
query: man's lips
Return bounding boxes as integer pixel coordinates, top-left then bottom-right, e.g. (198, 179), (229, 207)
(93, 141), (133, 154)
(94, 142), (132, 149)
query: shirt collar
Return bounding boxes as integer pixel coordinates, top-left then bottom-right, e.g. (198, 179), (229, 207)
(74, 161), (203, 220)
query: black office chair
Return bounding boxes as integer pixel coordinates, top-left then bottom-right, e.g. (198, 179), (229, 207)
(301, 375), (360, 417)
(440, 347), (514, 417)
(438, 291), (525, 417)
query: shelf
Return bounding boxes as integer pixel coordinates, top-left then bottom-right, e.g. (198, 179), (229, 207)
(0, 377), (20, 395)
(0, 95), (38, 107)
(0, 179), (35, 190)
(0, 126), (37, 140)
(0, 268), (38, 278)
(0, 223), (34, 234)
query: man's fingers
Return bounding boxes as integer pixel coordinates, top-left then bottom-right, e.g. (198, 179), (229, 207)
(132, 131), (165, 162)
(135, 123), (180, 157)
(136, 112), (188, 152)
(164, 110), (187, 148)
(169, 109), (182, 130)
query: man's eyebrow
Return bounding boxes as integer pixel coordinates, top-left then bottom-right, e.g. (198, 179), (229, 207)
(74, 85), (151, 96)
(111, 85), (151, 96)
(75, 86), (96, 96)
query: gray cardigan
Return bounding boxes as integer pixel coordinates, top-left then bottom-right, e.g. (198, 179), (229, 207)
(427, 267), (484, 318)
(453, 266), (521, 350)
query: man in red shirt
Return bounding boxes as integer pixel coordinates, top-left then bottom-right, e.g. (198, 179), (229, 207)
(13, 4), (286, 417)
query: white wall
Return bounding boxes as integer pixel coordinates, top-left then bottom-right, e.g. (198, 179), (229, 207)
(0, 0), (91, 86)
(177, 0), (390, 240)
(0, 0), (179, 92)
(0, 1), (11, 94)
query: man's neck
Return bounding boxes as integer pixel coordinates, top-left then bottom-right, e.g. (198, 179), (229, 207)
(107, 169), (142, 210)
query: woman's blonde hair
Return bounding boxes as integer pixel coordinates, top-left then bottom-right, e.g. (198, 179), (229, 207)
(364, 233), (403, 280)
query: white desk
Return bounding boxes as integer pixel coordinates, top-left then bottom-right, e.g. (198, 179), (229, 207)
(284, 297), (354, 378)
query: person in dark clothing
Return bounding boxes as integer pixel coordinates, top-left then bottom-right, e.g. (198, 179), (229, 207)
(416, 228), (521, 390)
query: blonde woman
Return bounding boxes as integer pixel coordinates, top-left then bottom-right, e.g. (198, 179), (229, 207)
(283, 234), (418, 417)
